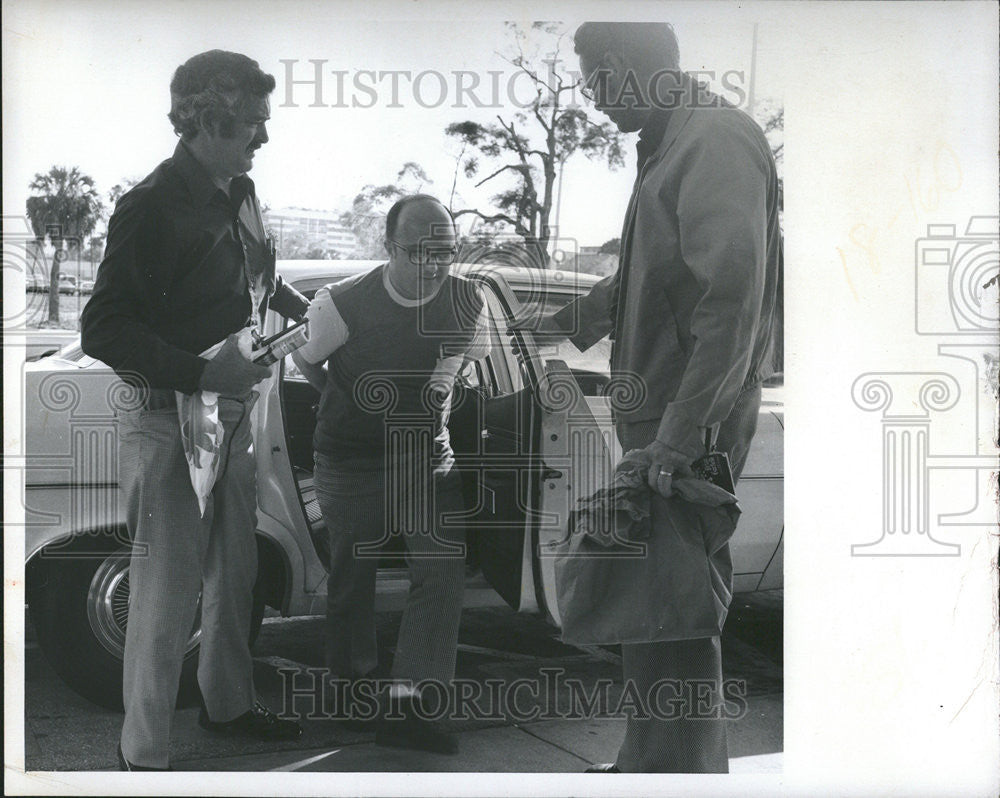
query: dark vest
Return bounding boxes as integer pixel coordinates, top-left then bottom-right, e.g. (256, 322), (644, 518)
(313, 266), (483, 464)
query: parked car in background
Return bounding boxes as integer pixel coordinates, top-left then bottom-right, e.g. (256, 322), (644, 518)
(22, 260), (784, 709)
(57, 274), (78, 294)
(77, 279), (95, 295)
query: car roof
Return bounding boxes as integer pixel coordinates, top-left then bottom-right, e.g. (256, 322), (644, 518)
(278, 259), (603, 296)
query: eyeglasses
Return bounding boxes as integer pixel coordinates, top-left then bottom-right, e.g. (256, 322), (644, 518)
(580, 34), (626, 103)
(579, 64), (611, 103)
(386, 238), (457, 267)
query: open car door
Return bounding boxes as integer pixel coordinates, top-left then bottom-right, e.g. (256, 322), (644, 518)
(453, 272), (614, 626)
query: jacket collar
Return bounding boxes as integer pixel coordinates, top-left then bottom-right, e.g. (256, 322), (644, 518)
(643, 73), (727, 168)
(171, 140), (254, 208)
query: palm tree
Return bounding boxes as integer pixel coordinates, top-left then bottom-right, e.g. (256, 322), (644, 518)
(26, 166), (104, 324)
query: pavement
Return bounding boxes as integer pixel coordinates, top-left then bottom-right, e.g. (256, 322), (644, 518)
(21, 595), (783, 773)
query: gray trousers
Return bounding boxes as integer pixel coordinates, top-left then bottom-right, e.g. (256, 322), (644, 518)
(118, 399), (258, 768)
(615, 383), (762, 773)
(314, 453), (466, 685)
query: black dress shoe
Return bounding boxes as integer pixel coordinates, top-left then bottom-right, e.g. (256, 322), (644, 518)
(584, 763), (621, 773)
(375, 695), (458, 755)
(198, 700), (303, 740)
(117, 742), (171, 771)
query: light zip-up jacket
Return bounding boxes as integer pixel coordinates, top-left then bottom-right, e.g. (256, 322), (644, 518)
(554, 76), (782, 460)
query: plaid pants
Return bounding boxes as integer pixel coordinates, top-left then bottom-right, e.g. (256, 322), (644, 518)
(117, 399), (258, 768)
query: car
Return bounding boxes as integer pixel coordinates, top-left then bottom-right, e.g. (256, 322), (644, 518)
(25, 273), (47, 293)
(57, 275), (78, 295)
(22, 329), (81, 361)
(77, 279), (95, 295)
(21, 260), (783, 709)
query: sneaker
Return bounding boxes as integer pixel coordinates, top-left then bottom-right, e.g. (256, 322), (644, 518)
(198, 700), (302, 740)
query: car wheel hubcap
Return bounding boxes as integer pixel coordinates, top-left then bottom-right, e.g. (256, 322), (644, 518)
(87, 551), (202, 660)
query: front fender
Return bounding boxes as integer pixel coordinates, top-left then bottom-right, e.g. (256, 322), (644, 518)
(24, 484), (128, 562)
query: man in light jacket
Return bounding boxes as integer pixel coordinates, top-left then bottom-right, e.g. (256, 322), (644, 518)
(537, 22), (781, 772)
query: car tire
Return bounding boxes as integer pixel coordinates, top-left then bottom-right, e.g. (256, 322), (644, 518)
(29, 544), (266, 712)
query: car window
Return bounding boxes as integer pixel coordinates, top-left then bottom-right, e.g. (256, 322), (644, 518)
(511, 289), (611, 395)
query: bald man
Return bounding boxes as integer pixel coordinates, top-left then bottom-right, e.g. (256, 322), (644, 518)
(292, 195), (488, 755)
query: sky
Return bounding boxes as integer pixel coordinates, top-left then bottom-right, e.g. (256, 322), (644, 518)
(3, 0), (792, 248)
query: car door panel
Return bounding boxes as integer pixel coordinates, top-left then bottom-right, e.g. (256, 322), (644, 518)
(451, 385), (538, 610)
(465, 274), (613, 623)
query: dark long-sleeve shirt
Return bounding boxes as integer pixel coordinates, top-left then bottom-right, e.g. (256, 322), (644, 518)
(81, 141), (308, 394)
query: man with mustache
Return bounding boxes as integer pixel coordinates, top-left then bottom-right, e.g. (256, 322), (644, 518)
(534, 22), (782, 772)
(82, 49), (306, 771)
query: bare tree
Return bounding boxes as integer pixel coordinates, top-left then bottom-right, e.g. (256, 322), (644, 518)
(339, 162), (431, 258)
(446, 22), (625, 267)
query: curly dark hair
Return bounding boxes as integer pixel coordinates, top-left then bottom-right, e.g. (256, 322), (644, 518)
(168, 50), (275, 140)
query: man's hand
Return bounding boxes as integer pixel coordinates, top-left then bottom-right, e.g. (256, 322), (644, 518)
(199, 334), (272, 396)
(642, 439), (693, 497)
(508, 312), (569, 369)
(509, 306), (568, 340)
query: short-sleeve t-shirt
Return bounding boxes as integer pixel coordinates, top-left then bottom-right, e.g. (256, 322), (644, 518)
(299, 264), (489, 469)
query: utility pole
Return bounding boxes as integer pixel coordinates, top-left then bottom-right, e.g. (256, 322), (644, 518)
(551, 155), (572, 263)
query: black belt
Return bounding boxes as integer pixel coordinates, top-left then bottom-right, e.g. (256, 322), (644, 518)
(143, 388), (178, 411)
(141, 387), (254, 411)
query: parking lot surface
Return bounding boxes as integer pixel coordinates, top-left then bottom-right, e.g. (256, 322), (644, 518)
(22, 591), (782, 773)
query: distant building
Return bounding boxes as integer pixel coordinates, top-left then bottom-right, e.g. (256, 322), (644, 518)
(263, 207), (358, 257)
